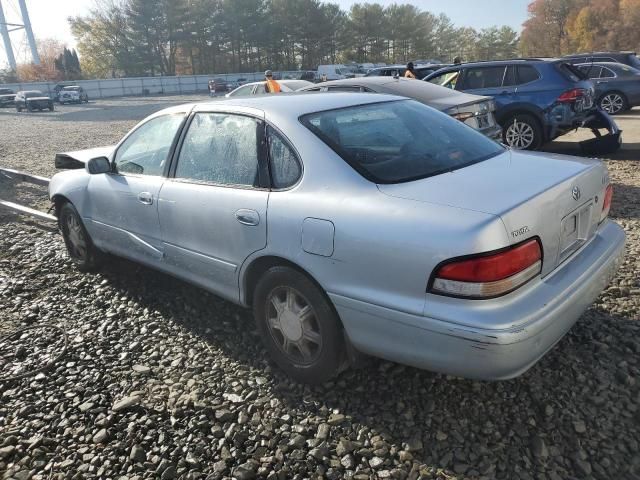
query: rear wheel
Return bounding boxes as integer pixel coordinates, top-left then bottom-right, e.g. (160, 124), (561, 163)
(503, 113), (543, 150)
(49, 104), (54, 111)
(59, 202), (103, 272)
(253, 267), (345, 384)
(599, 92), (627, 115)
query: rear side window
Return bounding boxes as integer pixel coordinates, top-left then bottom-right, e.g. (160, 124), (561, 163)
(517, 65), (540, 84)
(593, 57), (616, 63)
(267, 127), (301, 188)
(578, 65), (601, 79)
(300, 100), (504, 184)
(327, 86), (362, 92)
(464, 67), (506, 89)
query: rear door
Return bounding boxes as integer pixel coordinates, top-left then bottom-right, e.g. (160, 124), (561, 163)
(460, 65), (514, 109)
(158, 111), (270, 302)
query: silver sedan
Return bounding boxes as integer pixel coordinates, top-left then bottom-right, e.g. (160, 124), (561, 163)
(49, 93), (625, 383)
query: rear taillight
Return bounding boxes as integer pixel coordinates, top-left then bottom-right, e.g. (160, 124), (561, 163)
(557, 88), (587, 103)
(430, 239), (542, 299)
(600, 184), (613, 222)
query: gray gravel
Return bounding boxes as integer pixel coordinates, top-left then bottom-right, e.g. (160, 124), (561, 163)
(0, 96), (639, 479)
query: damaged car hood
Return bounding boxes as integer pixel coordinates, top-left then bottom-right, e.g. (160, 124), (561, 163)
(55, 146), (116, 170)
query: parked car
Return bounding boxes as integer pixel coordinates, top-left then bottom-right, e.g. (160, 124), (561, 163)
(564, 51), (640, 69)
(424, 59), (619, 151)
(58, 86), (89, 104)
(575, 62), (640, 114)
(298, 76), (502, 140)
(317, 64), (357, 80)
(14, 91), (54, 112)
(0, 87), (15, 107)
(208, 78), (230, 96)
(365, 64), (450, 79)
(226, 80), (313, 97)
(49, 93), (624, 384)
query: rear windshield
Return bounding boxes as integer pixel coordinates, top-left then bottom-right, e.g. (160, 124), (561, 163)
(300, 100), (504, 184)
(557, 62), (587, 81)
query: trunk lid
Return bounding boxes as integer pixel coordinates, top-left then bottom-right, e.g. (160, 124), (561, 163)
(378, 150), (608, 275)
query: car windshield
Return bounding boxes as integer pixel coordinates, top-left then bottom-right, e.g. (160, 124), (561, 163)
(63, 87), (80, 91)
(24, 92), (43, 98)
(300, 100), (504, 184)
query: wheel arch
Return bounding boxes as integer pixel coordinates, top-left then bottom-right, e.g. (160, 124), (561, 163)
(241, 255), (330, 308)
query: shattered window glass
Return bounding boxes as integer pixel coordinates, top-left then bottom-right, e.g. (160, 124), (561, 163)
(176, 113), (261, 187)
(268, 127), (301, 188)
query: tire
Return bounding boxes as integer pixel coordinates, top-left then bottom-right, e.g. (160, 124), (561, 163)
(16, 106), (21, 112)
(49, 105), (54, 111)
(502, 113), (543, 150)
(59, 202), (103, 272)
(599, 91), (627, 115)
(26, 104), (33, 112)
(253, 266), (345, 384)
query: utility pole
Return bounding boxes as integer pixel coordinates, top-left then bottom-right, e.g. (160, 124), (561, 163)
(0, 0), (17, 70)
(17, 0), (38, 64)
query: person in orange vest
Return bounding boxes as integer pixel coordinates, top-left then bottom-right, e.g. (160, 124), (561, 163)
(404, 62), (417, 79)
(264, 70), (281, 93)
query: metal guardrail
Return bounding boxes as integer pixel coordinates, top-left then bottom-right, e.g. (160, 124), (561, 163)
(0, 167), (57, 223)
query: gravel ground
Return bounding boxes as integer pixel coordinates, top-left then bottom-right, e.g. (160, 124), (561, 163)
(0, 96), (639, 480)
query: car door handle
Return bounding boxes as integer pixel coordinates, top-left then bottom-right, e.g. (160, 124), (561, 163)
(137, 192), (153, 205)
(235, 209), (260, 226)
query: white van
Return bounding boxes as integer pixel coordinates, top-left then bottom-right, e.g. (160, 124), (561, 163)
(316, 64), (357, 80)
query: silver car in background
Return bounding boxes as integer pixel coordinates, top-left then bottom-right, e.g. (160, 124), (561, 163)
(49, 93), (624, 384)
(226, 79), (313, 97)
(298, 76), (502, 140)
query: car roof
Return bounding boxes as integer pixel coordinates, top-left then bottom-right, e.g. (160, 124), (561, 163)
(300, 77), (486, 109)
(156, 92), (406, 117)
(565, 51), (636, 56)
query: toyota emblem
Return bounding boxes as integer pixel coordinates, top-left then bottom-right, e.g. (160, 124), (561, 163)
(572, 186), (581, 201)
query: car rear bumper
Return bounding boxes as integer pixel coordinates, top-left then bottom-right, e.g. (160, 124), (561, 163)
(330, 220), (625, 380)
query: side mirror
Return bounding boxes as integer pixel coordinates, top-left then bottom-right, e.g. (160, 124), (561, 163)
(87, 156), (111, 175)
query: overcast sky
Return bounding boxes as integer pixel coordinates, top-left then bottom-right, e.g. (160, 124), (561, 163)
(1, 0), (531, 68)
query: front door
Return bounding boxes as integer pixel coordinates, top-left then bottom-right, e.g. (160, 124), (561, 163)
(86, 113), (185, 264)
(158, 112), (270, 302)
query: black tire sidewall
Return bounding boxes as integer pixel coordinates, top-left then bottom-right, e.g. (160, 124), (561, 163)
(253, 266), (344, 384)
(59, 202), (101, 272)
(502, 113), (543, 150)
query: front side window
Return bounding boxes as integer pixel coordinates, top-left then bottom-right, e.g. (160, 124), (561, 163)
(428, 70), (460, 89)
(115, 114), (184, 176)
(267, 127), (301, 188)
(175, 113), (263, 187)
(301, 100), (504, 184)
(464, 67), (506, 89)
(229, 84), (254, 96)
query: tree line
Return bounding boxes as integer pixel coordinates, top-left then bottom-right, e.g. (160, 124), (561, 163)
(67, 0), (520, 79)
(520, 0), (640, 57)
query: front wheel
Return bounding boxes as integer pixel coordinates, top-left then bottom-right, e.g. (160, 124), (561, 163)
(599, 92), (627, 115)
(502, 113), (543, 150)
(59, 202), (103, 272)
(49, 105), (54, 111)
(253, 267), (345, 384)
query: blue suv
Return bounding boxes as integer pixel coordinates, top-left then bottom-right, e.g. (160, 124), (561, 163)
(424, 59), (613, 150)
